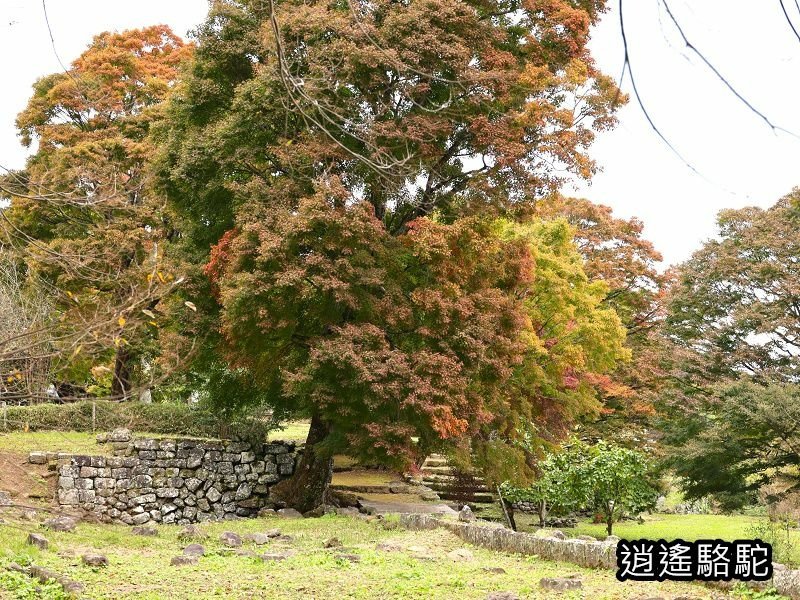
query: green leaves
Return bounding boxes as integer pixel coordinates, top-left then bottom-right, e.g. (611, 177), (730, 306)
(505, 440), (658, 532)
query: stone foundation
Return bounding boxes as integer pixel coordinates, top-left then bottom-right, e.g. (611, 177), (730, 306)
(54, 430), (302, 525)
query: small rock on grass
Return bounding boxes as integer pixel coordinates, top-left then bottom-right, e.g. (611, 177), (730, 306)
(220, 532), (242, 547)
(43, 516), (76, 532)
(276, 508), (303, 519)
(261, 551), (293, 561)
(447, 548), (473, 562)
(323, 537), (343, 549)
(178, 525), (207, 540)
(265, 528), (281, 538)
(27, 533), (49, 550)
(486, 593), (519, 600)
(82, 554), (108, 568)
(376, 540), (404, 552)
(183, 544), (206, 557)
(245, 533), (271, 545)
(131, 526), (158, 536)
(539, 576), (583, 591)
(171, 556), (198, 567)
(334, 553), (360, 563)
(482, 567), (507, 575)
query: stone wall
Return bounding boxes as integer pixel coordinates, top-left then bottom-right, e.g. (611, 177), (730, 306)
(400, 514), (800, 600)
(55, 430), (302, 526)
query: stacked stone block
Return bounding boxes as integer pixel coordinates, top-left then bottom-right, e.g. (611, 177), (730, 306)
(56, 431), (301, 526)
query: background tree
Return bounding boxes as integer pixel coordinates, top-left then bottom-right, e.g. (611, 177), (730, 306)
(156, 0), (627, 511)
(536, 195), (667, 446)
(659, 191), (800, 507)
(0, 26), (193, 400)
(580, 440), (657, 535)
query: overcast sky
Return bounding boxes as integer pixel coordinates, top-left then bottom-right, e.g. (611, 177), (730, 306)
(1, 1), (798, 266)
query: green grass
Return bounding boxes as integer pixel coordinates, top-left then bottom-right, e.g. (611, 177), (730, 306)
(267, 421), (310, 443)
(0, 421), (311, 457)
(571, 513), (762, 543)
(0, 513), (753, 599)
(0, 431), (107, 456)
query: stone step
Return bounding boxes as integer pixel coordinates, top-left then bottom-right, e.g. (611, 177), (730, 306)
(436, 490), (496, 503)
(422, 479), (491, 493)
(419, 465), (454, 475)
(421, 457), (448, 468)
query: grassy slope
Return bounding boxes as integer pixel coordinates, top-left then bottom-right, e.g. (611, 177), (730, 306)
(0, 422), (312, 457)
(0, 514), (746, 600)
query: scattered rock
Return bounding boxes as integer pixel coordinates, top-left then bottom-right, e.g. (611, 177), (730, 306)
(539, 576), (583, 591)
(335, 553), (360, 563)
(335, 507), (361, 517)
(107, 428), (132, 443)
(28, 451), (47, 465)
(220, 531), (242, 547)
(131, 526), (158, 537)
(261, 551), (292, 561)
(43, 516), (77, 532)
(61, 579), (85, 594)
(550, 530), (567, 540)
(482, 567), (507, 574)
(486, 593), (519, 600)
(447, 548), (474, 562)
(277, 508), (303, 519)
(258, 508), (277, 518)
(245, 533), (270, 545)
(420, 492), (440, 501)
(323, 537), (343, 549)
(265, 528), (281, 538)
(303, 506), (326, 518)
(458, 505), (475, 523)
(605, 535), (621, 544)
(171, 555), (198, 566)
(27, 533), (49, 550)
(183, 544), (206, 557)
(274, 534), (294, 542)
(178, 525), (207, 540)
(0, 491), (13, 506)
(376, 541), (404, 552)
(82, 554), (108, 568)
(388, 482), (411, 494)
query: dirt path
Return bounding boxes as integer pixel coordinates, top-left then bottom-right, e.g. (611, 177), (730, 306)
(0, 451), (54, 507)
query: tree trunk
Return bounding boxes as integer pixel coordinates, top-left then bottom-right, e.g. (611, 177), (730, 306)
(268, 413), (333, 514)
(538, 499), (548, 528)
(606, 513), (614, 536)
(111, 347), (132, 401)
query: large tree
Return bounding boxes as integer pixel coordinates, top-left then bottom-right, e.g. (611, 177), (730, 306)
(660, 191), (800, 506)
(155, 0), (627, 511)
(536, 195), (667, 444)
(0, 26), (193, 400)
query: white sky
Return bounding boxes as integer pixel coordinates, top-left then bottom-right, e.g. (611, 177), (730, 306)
(1, 0), (798, 266)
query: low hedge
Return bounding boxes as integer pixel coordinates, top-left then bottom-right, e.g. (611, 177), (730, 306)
(0, 400), (250, 439)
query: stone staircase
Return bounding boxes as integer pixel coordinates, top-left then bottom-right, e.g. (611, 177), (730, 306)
(415, 454), (495, 504)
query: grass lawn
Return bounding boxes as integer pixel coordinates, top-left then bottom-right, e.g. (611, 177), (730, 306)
(267, 422), (310, 443)
(0, 513), (754, 599)
(0, 431), (108, 456)
(572, 513), (762, 543)
(0, 421), (312, 458)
